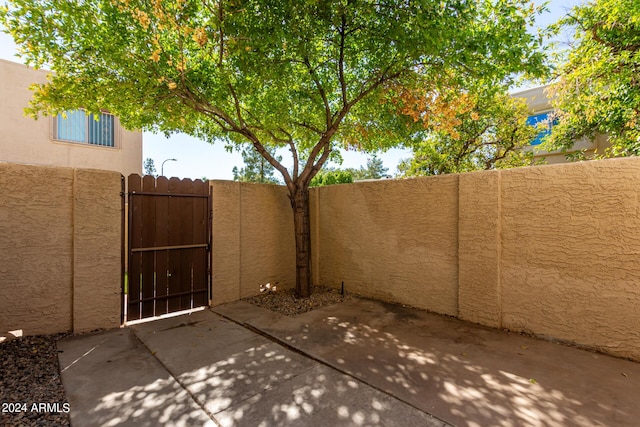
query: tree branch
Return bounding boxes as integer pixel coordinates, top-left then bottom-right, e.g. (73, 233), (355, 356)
(591, 20), (640, 54)
(228, 83), (245, 127)
(313, 143), (332, 173)
(283, 129), (299, 180)
(294, 121), (324, 135)
(339, 13), (348, 108)
(174, 83), (293, 186)
(302, 65), (407, 182)
(178, 84), (239, 130)
(200, 0), (225, 64)
(303, 56), (332, 129)
(348, 63), (406, 112)
(241, 131), (294, 188)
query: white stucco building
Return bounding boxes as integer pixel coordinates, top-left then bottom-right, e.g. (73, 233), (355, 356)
(0, 59), (142, 176)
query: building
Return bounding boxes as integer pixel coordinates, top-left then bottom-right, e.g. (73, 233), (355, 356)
(513, 85), (610, 164)
(0, 59), (142, 176)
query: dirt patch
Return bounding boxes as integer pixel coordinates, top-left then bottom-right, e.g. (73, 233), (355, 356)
(243, 285), (351, 316)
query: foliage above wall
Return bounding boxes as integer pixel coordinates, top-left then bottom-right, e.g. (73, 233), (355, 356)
(232, 147), (282, 184)
(398, 83), (542, 176)
(547, 0), (640, 157)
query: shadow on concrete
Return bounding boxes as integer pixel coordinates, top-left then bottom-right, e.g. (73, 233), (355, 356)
(131, 309), (443, 426)
(60, 297), (639, 426)
(58, 328), (214, 427)
(215, 298), (640, 427)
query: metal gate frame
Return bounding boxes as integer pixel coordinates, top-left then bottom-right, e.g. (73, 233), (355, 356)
(124, 174), (212, 322)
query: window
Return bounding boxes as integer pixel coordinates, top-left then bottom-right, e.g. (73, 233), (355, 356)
(526, 111), (556, 146)
(54, 110), (116, 147)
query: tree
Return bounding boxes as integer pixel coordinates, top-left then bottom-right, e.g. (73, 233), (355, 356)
(232, 147), (281, 184)
(348, 155), (389, 180)
(143, 157), (157, 176)
(1, 0), (546, 298)
(397, 83), (541, 176)
(547, 0), (640, 156)
(309, 168), (354, 187)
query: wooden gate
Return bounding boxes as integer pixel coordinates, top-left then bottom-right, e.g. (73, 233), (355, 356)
(126, 174), (211, 321)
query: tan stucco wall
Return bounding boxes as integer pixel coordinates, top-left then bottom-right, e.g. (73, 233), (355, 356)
(458, 170), (502, 328)
(210, 181), (295, 305)
(304, 158), (640, 360)
(73, 169), (123, 333)
(311, 177), (460, 316)
(0, 162), (122, 337)
(499, 159), (640, 359)
(0, 163), (74, 335)
(206, 158), (640, 360)
(0, 59), (142, 177)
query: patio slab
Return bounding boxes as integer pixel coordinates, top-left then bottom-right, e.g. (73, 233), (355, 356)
(57, 328), (213, 427)
(58, 296), (640, 426)
(213, 297), (640, 427)
(58, 306), (447, 426)
(130, 308), (445, 426)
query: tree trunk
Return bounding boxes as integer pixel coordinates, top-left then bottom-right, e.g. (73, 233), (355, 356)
(290, 186), (312, 298)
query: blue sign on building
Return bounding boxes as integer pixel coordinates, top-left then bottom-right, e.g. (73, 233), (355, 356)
(526, 111), (555, 146)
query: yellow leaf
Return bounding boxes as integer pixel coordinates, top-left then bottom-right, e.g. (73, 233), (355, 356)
(192, 28), (208, 47)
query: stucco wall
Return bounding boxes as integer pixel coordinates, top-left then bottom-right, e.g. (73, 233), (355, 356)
(458, 171), (502, 328)
(499, 159), (640, 359)
(305, 158), (640, 361)
(0, 162), (122, 338)
(210, 181), (295, 305)
(73, 169), (123, 333)
(311, 177), (460, 316)
(0, 59), (142, 177)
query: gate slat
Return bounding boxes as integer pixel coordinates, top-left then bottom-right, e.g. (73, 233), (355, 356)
(141, 175), (156, 318)
(179, 179), (195, 310)
(192, 179), (208, 307)
(154, 177), (169, 316)
(126, 174), (210, 322)
(167, 177), (182, 312)
(127, 174), (142, 320)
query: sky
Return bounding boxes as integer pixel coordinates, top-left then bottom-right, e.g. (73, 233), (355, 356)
(0, 0), (584, 180)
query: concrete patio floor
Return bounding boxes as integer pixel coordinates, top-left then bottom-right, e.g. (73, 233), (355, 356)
(58, 296), (640, 426)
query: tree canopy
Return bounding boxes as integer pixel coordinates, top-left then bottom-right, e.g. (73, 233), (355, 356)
(143, 157), (157, 176)
(398, 82), (541, 176)
(1, 0), (547, 297)
(232, 147), (281, 184)
(547, 0), (640, 156)
(309, 168), (354, 187)
(349, 155), (390, 180)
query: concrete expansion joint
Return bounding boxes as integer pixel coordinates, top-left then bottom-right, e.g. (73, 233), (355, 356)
(214, 312), (453, 427)
(129, 327), (223, 427)
(157, 320), (203, 333)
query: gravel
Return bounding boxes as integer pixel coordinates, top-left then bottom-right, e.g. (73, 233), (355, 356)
(243, 285), (352, 316)
(0, 333), (71, 427)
